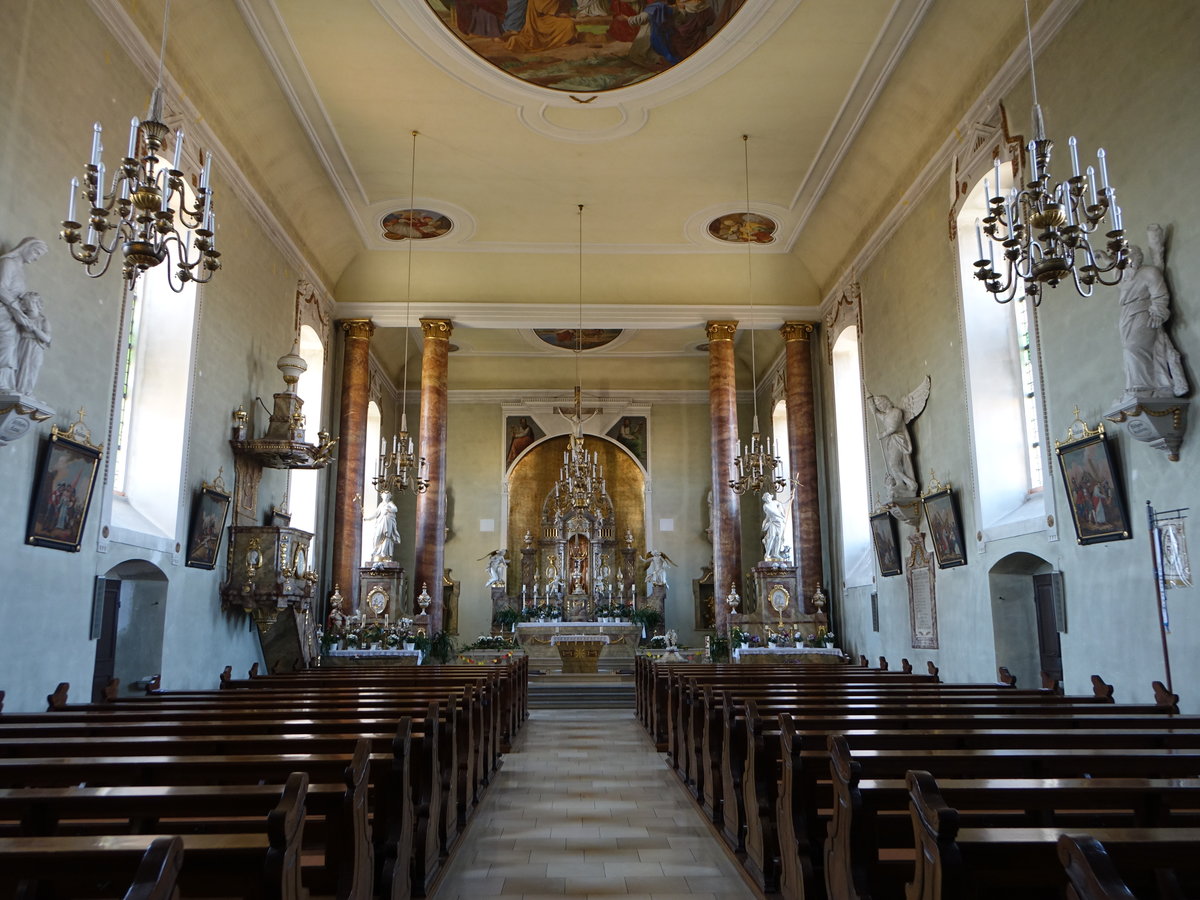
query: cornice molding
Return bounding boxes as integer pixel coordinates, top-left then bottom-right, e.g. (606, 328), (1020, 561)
(336, 302), (816, 330)
(450, 389), (746, 405)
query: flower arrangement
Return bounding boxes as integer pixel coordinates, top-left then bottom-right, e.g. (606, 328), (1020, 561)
(648, 634), (668, 649)
(523, 603), (563, 621)
(730, 626), (749, 648)
(496, 606), (522, 629)
(614, 603), (634, 620)
(593, 604), (612, 620)
(817, 625), (835, 646)
(466, 634), (518, 651)
(767, 629), (792, 647)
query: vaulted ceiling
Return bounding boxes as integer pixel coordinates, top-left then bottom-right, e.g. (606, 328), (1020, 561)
(114, 0), (1044, 390)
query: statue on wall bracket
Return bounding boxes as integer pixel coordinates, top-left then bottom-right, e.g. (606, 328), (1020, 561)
(1103, 224), (1190, 461)
(0, 236), (54, 445)
(867, 374), (931, 524)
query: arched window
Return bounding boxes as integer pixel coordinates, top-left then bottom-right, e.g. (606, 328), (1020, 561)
(360, 401), (382, 566)
(956, 160), (1047, 539)
(289, 325), (326, 537)
(832, 327), (872, 586)
(109, 250), (199, 545)
(770, 398), (793, 558)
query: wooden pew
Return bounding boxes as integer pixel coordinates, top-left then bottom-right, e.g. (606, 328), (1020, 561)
(0, 772), (308, 900)
(123, 835), (184, 900)
(0, 740), (374, 900)
(906, 770), (1200, 899)
(826, 754), (1200, 900)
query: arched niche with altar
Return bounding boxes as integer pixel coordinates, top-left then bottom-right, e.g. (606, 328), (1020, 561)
(506, 433), (647, 619)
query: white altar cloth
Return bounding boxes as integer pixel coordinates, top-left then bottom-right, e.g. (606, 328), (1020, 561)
(550, 634), (611, 645)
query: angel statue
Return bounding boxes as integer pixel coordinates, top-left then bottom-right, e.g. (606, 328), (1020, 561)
(640, 549), (676, 593)
(480, 548), (508, 588)
(867, 375), (931, 500)
(1114, 224), (1188, 403)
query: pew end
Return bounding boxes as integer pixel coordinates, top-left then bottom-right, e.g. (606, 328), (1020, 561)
(1091, 675), (1115, 702)
(901, 658), (913, 674)
(47, 682), (69, 711)
(1152, 681), (1180, 714)
(878, 657), (889, 672)
(123, 835), (184, 900)
(1057, 834), (1138, 900)
(1041, 671), (1062, 694)
(997, 666), (1017, 687)
(926, 661), (939, 681)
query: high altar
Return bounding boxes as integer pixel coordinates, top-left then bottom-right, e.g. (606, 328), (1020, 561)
(515, 621), (640, 669)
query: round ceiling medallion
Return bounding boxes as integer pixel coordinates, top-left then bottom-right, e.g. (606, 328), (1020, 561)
(424, 1), (749, 92)
(381, 209), (453, 241)
(707, 212), (777, 244)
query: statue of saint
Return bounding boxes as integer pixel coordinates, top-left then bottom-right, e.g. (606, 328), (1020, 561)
(640, 549), (676, 593)
(482, 548), (509, 588)
(0, 237), (49, 394)
(867, 375), (930, 499)
(366, 490), (400, 562)
(1115, 224), (1188, 402)
(761, 489), (793, 562)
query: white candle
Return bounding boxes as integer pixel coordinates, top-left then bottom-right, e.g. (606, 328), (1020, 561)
(172, 129), (184, 171)
(67, 177), (78, 222)
(1068, 136), (1080, 177)
(1087, 166), (1098, 207)
(1097, 148), (1109, 190)
(992, 158), (1001, 198)
(90, 122), (102, 166)
(160, 169), (171, 212)
(201, 151), (212, 189)
(126, 117), (139, 158)
(975, 219), (984, 260)
(1113, 204), (1123, 231)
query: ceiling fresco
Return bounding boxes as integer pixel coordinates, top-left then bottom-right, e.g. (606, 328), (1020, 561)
(425, 0), (749, 92)
(380, 209), (454, 241)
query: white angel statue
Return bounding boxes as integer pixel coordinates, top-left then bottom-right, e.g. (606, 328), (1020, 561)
(867, 375), (931, 500)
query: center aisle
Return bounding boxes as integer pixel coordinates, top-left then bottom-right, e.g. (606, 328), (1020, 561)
(431, 708), (758, 900)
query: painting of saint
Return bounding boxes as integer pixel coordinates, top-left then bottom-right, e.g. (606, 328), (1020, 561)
(607, 415), (647, 467)
(27, 435), (102, 552)
(505, 415), (545, 466)
(1056, 434), (1131, 545)
(381, 209), (453, 241)
(424, 0), (749, 92)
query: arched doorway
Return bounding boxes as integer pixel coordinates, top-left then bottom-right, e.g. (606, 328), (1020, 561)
(988, 552), (1062, 689)
(92, 560), (169, 701)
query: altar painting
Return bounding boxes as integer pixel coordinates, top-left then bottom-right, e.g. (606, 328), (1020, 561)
(425, 1), (749, 93)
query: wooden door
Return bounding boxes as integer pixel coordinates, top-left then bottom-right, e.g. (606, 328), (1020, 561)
(1033, 574), (1062, 683)
(90, 578), (121, 702)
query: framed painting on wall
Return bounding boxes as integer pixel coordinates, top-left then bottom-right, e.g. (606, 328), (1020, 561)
(186, 479), (232, 569)
(1055, 428), (1131, 545)
(26, 424), (103, 552)
(921, 486), (967, 568)
(869, 511), (902, 577)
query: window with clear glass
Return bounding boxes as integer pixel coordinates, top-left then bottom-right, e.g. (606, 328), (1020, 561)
(289, 325), (327, 539)
(360, 401), (382, 565)
(832, 327), (872, 586)
(956, 160), (1047, 538)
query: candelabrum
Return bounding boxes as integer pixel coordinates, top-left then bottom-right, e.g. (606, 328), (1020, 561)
(60, 88), (220, 289)
(729, 419), (788, 495)
(374, 413), (429, 494)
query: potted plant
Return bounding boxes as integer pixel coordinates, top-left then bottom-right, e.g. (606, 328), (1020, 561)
(710, 636), (730, 663)
(496, 605), (521, 632)
(630, 607), (663, 641)
(428, 630), (456, 664)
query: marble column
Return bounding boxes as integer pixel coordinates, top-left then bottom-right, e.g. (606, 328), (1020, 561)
(781, 321), (824, 611)
(332, 318), (374, 609)
(414, 318), (453, 633)
(707, 320), (742, 636)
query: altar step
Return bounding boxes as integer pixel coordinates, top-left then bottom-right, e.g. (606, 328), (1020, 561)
(528, 679), (635, 709)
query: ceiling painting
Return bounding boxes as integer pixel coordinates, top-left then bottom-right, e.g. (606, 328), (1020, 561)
(534, 328), (624, 351)
(425, 0), (749, 92)
(707, 212), (777, 244)
(381, 209), (454, 241)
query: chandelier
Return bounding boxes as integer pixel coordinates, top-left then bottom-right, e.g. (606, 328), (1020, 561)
(974, 1), (1128, 305)
(59, 0), (220, 290)
(375, 130), (429, 495)
(551, 206), (609, 520)
(729, 135), (789, 496)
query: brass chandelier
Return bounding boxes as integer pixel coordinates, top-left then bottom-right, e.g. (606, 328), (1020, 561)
(974, 1), (1128, 305)
(550, 205), (610, 520)
(729, 135), (789, 497)
(60, 0), (220, 290)
(375, 130), (429, 495)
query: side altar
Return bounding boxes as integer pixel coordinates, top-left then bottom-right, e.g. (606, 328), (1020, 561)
(516, 621), (639, 670)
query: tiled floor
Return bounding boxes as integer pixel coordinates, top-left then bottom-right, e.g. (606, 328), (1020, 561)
(430, 708), (758, 900)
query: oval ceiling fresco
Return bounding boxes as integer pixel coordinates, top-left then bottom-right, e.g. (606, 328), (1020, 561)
(707, 212), (777, 244)
(381, 209), (454, 241)
(534, 328), (623, 351)
(425, 0), (750, 92)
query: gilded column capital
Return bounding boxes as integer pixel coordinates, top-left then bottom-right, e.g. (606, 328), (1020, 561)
(706, 320), (738, 342)
(780, 321), (816, 342)
(420, 318), (454, 341)
(340, 318), (375, 340)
